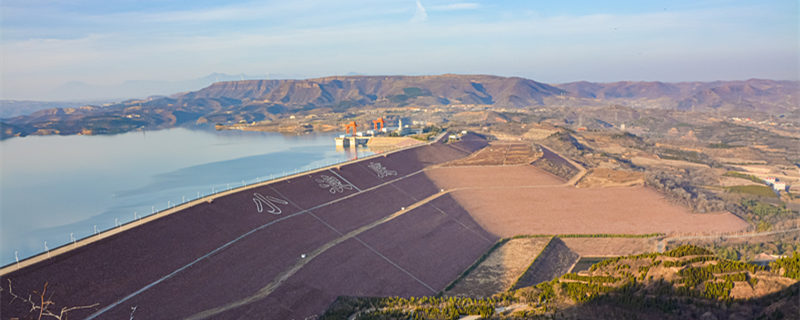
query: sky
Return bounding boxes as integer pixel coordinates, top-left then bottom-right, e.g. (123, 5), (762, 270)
(1, 0), (798, 100)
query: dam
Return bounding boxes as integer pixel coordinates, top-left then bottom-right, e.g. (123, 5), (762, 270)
(0, 132), (491, 319)
(0, 130), (749, 319)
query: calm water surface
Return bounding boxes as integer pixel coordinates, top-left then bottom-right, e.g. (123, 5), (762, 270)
(0, 128), (371, 265)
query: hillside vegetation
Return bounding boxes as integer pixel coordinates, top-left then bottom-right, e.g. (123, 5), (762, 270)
(322, 245), (799, 319)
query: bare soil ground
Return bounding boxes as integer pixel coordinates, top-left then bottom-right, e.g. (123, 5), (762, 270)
(631, 156), (710, 169)
(424, 165), (563, 189)
(577, 168), (645, 188)
(729, 273), (798, 300)
(523, 127), (558, 140)
(445, 238), (551, 298)
(448, 186), (748, 237)
(444, 142), (541, 166)
(719, 176), (763, 187)
(703, 146), (769, 164)
(560, 238), (656, 257)
(426, 146), (747, 237)
(366, 136), (423, 149)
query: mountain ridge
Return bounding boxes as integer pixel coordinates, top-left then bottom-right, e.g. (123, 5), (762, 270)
(2, 74), (797, 139)
(557, 78), (799, 112)
(182, 74), (565, 108)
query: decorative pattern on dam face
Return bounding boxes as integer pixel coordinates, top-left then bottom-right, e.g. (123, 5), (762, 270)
(315, 175), (354, 194)
(367, 162), (397, 179)
(252, 193), (289, 214)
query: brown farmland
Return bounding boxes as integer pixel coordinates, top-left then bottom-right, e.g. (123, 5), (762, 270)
(426, 153), (748, 237)
(446, 186), (748, 237)
(424, 165), (563, 189)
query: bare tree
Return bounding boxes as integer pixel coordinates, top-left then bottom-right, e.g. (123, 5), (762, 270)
(2, 279), (99, 320)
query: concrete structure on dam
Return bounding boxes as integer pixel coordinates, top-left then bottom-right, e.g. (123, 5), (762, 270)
(0, 133), (491, 319)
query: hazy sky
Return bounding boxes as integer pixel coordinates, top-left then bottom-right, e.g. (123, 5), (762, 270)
(1, 0), (798, 100)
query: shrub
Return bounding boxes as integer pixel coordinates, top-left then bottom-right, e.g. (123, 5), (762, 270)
(770, 251), (800, 280)
(664, 245), (713, 258)
(559, 282), (613, 303)
(561, 273), (620, 284)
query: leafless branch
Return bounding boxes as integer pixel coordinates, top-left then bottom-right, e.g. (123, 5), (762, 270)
(3, 279), (99, 320)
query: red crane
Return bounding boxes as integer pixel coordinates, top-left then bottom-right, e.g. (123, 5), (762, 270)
(373, 117), (385, 131)
(344, 121), (357, 137)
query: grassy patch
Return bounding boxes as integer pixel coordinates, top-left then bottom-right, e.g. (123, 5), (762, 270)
(708, 142), (737, 149)
(725, 185), (776, 197)
(657, 148), (709, 164)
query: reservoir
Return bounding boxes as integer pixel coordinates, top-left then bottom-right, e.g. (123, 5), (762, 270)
(0, 128), (371, 265)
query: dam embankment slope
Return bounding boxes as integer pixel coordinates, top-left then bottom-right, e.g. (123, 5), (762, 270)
(1, 134), (494, 320)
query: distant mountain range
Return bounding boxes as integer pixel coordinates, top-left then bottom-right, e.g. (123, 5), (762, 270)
(184, 74), (565, 107)
(29, 72), (304, 101)
(0, 72), (296, 118)
(1, 74), (797, 139)
(558, 79), (799, 112)
(0, 100), (115, 118)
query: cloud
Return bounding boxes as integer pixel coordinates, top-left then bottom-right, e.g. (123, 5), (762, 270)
(411, 0), (427, 23)
(2, 1), (797, 99)
(430, 2), (479, 11)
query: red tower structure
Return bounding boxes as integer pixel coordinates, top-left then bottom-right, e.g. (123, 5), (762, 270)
(373, 118), (385, 131)
(344, 121), (358, 137)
